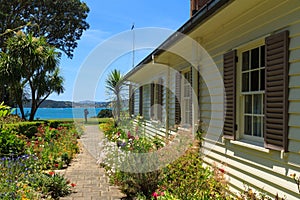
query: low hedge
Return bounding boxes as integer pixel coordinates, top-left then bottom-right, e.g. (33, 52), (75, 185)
(2, 120), (74, 138)
(3, 121), (45, 138)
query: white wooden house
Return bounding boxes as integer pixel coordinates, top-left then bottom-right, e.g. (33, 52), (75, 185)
(124, 0), (300, 198)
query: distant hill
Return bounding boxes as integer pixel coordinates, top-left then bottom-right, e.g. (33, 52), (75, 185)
(24, 100), (110, 108)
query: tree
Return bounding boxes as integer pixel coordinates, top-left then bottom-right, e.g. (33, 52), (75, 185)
(0, 0), (89, 105)
(0, 0), (90, 58)
(105, 69), (125, 125)
(0, 32), (64, 121)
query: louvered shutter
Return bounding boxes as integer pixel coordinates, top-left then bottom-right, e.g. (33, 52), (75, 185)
(129, 84), (135, 116)
(150, 83), (155, 118)
(223, 50), (236, 140)
(157, 78), (163, 122)
(139, 86), (143, 116)
(264, 31), (289, 152)
(175, 71), (181, 125)
(189, 68), (193, 125)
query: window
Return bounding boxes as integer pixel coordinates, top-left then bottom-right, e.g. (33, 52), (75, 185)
(241, 46), (265, 139)
(181, 69), (192, 127)
(223, 30), (289, 151)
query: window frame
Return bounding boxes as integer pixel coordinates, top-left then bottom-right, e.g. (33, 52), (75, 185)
(237, 39), (265, 144)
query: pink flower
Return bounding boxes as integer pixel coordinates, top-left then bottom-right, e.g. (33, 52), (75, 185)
(152, 192), (158, 198)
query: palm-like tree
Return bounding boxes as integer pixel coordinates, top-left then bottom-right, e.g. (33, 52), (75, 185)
(0, 31), (64, 121)
(105, 69), (124, 125)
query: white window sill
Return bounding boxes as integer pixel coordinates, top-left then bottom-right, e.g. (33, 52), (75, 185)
(229, 140), (270, 153)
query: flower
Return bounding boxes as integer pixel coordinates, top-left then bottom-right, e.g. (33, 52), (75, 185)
(54, 163), (59, 168)
(219, 168), (225, 173)
(290, 173), (296, 179)
(71, 183), (76, 187)
(48, 171), (55, 176)
(152, 192), (158, 198)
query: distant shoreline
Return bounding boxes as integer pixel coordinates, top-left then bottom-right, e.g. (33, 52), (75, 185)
(22, 99), (110, 108)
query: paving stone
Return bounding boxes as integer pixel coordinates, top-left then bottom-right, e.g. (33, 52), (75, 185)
(59, 125), (125, 199)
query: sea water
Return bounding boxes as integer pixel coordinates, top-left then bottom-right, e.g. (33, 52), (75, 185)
(14, 107), (105, 120)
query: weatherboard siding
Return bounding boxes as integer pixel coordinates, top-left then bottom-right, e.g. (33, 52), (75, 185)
(126, 0), (300, 198)
(197, 4), (300, 198)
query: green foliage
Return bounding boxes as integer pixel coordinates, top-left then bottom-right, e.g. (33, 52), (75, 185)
(3, 121), (44, 138)
(0, 32), (64, 121)
(0, 119), (80, 199)
(99, 117), (164, 199)
(97, 108), (113, 118)
(0, 102), (11, 118)
(159, 148), (230, 200)
(0, 129), (26, 156)
(30, 172), (72, 199)
(0, 0), (89, 58)
(0, 154), (41, 199)
(98, 117), (113, 124)
(105, 69), (125, 124)
(26, 124), (80, 169)
(111, 171), (160, 199)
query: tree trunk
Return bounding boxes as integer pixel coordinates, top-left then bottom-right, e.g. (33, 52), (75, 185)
(116, 89), (121, 125)
(18, 102), (26, 120)
(29, 85), (36, 121)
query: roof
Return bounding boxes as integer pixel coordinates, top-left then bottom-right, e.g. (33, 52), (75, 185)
(123, 0), (231, 81)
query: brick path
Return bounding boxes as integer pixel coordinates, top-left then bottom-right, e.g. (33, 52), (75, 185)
(59, 125), (125, 200)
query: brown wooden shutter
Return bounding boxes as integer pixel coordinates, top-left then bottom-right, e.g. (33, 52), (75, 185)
(223, 50), (236, 140)
(175, 71), (181, 125)
(150, 83), (155, 118)
(264, 30), (289, 152)
(129, 84), (135, 116)
(157, 78), (163, 122)
(139, 86), (143, 116)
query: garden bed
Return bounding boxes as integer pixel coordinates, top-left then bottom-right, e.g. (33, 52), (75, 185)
(0, 114), (82, 199)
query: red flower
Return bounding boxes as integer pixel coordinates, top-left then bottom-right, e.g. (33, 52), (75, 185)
(49, 171), (55, 176)
(71, 183), (76, 187)
(127, 131), (131, 139)
(219, 168), (225, 173)
(54, 163), (59, 168)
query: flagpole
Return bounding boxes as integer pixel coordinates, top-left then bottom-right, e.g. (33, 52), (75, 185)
(131, 23), (135, 68)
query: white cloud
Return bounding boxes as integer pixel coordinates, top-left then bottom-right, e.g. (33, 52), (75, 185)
(81, 29), (110, 44)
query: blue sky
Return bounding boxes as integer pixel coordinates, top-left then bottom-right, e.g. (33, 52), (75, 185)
(49, 0), (190, 102)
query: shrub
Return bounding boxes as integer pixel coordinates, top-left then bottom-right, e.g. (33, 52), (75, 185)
(30, 171), (72, 199)
(97, 109), (113, 118)
(158, 146), (230, 200)
(0, 129), (26, 156)
(99, 118), (163, 199)
(3, 122), (44, 138)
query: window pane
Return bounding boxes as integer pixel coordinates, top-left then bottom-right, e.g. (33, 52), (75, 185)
(251, 47), (259, 69)
(244, 116), (252, 136)
(242, 72), (249, 92)
(251, 70), (259, 91)
(242, 51), (249, 71)
(261, 46), (265, 67)
(253, 116), (262, 137)
(244, 95), (252, 114)
(253, 94), (262, 114)
(260, 69), (265, 90)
